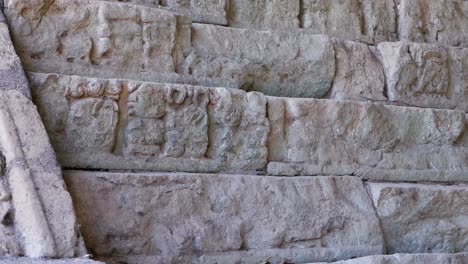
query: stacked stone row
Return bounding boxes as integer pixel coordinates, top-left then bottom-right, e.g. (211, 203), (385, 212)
(2, 0), (468, 263)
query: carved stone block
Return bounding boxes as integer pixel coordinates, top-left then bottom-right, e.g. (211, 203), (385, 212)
(367, 182), (468, 254)
(64, 171), (384, 264)
(29, 73), (269, 173)
(379, 42), (468, 110)
(398, 0), (468, 47)
(4, 0), (191, 81)
(301, 0), (397, 44)
(267, 97), (468, 181)
(186, 24), (336, 98)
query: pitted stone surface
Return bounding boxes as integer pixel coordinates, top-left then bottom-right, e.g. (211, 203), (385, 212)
(187, 23), (336, 98)
(398, 0), (468, 47)
(312, 253), (468, 264)
(64, 171), (384, 264)
(367, 182), (468, 254)
(4, 0), (192, 82)
(267, 97), (468, 181)
(0, 18), (30, 97)
(29, 72), (269, 173)
(0, 90), (84, 258)
(379, 42), (468, 110)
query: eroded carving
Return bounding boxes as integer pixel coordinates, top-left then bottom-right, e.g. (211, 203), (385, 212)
(30, 73), (269, 172)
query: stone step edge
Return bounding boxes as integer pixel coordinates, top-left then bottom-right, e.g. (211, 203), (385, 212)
(84, 0), (467, 49)
(25, 71), (468, 114)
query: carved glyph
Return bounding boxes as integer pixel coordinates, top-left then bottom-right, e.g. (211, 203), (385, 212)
(29, 73), (269, 173)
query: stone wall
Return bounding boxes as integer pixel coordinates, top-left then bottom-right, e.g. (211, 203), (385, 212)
(2, 0), (468, 263)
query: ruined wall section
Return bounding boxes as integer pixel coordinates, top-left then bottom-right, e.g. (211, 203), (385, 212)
(2, 0), (468, 263)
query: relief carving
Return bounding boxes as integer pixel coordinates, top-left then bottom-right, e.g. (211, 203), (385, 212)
(66, 98), (119, 153)
(125, 85), (209, 159)
(396, 48), (450, 97)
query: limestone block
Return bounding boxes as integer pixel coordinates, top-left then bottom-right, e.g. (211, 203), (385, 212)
(398, 0), (468, 47)
(367, 182), (468, 254)
(0, 258), (102, 264)
(64, 171), (384, 264)
(0, 20), (30, 97)
(227, 0), (300, 30)
(267, 97), (468, 182)
(29, 72), (269, 173)
(0, 90), (84, 257)
(330, 40), (386, 101)
(186, 24), (335, 98)
(301, 0), (397, 44)
(313, 253), (468, 264)
(4, 0), (192, 81)
(378, 42), (468, 110)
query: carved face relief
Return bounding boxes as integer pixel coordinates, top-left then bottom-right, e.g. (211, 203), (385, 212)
(165, 87), (209, 158)
(128, 86), (166, 119)
(66, 98), (119, 153)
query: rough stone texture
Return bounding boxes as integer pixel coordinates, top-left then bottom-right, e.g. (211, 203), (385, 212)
(0, 15), (30, 97)
(0, 258), (102, 264)
(330, 40), (386, 101)
(187, 23), (336, 98)
(98, 0), (227, 25)
(379, 42), (468, 110)
(64, 171), (384, 264)
(267, 97), (468, 181)
(29, 72), (269, 173)
(398, 0), (468, 47)
(0, 90), (85, 258)
(301, 0), (397, 44)
(367, 182), (468, 254)
(227, 0), (300, 30)
(4, 0), (192, 82)
(313, 253), (468, 264)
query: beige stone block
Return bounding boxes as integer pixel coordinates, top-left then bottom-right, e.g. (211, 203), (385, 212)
(64, 171), (384, 264)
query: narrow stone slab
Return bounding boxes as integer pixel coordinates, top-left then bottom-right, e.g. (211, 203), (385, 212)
(378, 42), (468, 110)
(367, 182), (468, 254)
(64, 171), (384, 264)
(312, 253), (468, 264)
(0, 90), (84, 257)
(398, 0), (468, 47)
(0, 258), (102, 264)
(267, 97), (468, 182)
(0, 17), (30, 97)
(29, 72), (269, 173)
(4, 0), (192, 81)
(187, 23), (335, 98)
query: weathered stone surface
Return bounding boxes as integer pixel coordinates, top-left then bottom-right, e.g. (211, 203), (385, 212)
(159, 0), (227, 25)
(367, 182), (468, 254)
(330, 40), (386, 101)
(0, 258), (102, 264)
(4, 0), (192, 81)
(379, 42), (468, 110)
(227, 0), (299, 30)
(313, 253), (468, 264)
(29, 72), (269, 173)
(267, 97), (468, 182)
(0, 17), (30, 97)
(0, 90), (84, 258)
(301, 0), (397, 44)
(398, 0), (468, 47)
(64, 171), (384, 264)
(186, 23), (335, 98)
(99, 0), (227, 25)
